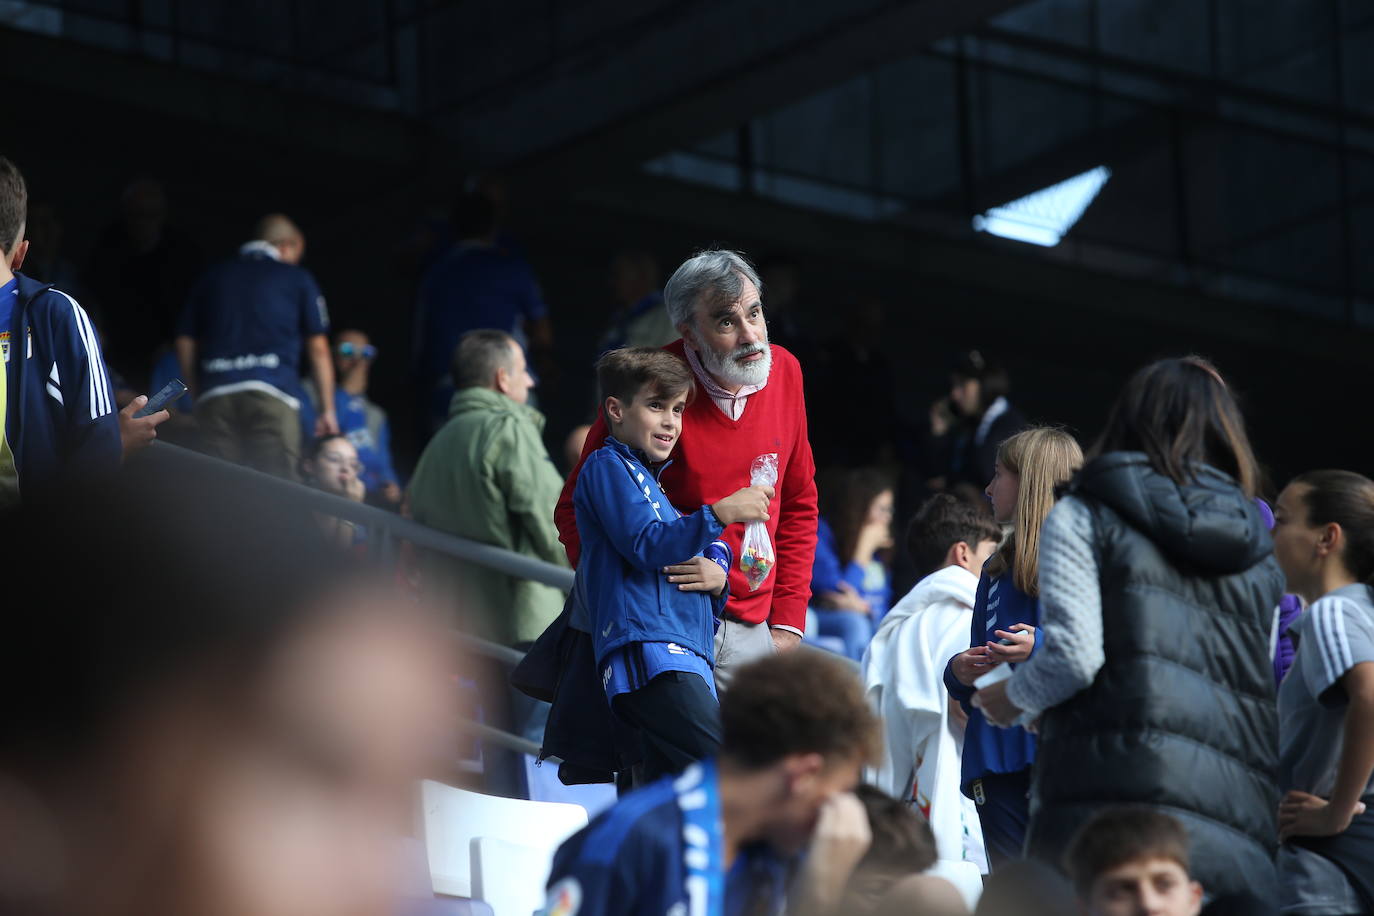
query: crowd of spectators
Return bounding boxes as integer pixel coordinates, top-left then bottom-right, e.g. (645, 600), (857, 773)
(4, 147), (1374, 916)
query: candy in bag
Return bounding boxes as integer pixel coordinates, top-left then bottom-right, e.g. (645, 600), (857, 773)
(739, 453), (778, 592)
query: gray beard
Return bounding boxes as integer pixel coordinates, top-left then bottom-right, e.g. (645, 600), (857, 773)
(693, 334), (772, 388)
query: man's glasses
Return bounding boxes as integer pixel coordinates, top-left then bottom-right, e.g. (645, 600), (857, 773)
(337, 342), (378, 360)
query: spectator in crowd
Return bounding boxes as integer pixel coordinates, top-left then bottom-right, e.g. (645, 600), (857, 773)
(828, 785), (967, 916)
(1, 156), (131, 505)
(1271, 470), (1374, 914)
(301, 433), (366, 549)
(949, 427), (1082, 869)
(563, 422), (592, 473)
(84, 177), (203, 390)
(930, 351), (1027, 505)
(302, 328), (402, 507)
(573, 347), (771, 784)
(175, 213), (336, 480)
(974, 357), (1284, 900)
(863, 494), (1002, 896)
(1064, 809), (1204, 916)
(598, 250), (676, 353)
(409, 329), (567, 647)
(544, 650), (879, 916)
(414, 191), (552, 438)
(557, 249), (819, 690)
(811, 467), (897, 659)
(0, 461), (453, 916)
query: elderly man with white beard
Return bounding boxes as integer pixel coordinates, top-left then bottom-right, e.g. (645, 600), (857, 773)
(556, 249), (819, 691)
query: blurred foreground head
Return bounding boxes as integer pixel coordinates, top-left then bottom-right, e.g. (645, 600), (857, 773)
(0, 460), (453, 916)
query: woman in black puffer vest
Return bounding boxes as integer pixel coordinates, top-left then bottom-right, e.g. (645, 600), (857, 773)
(973, 357), (1283, 899)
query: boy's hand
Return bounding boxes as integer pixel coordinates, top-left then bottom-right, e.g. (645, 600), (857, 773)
(986, 624), (1036, 664)
(665, 557), (728, 596)
(711, 485), (774, 526)
(950, 645), (999, 687)
(119, 396), (171, 461)
(1279, 790), (1366, 841)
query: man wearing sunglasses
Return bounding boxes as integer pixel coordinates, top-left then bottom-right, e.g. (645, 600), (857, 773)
(302, 328), (402, 507)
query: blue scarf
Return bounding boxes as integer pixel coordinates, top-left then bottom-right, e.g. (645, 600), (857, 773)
(674, 759), (725, 916)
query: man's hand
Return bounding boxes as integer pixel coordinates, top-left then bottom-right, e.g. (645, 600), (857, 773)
(815, 581), (871, 615)
(792, 792), (872, 916)
(973, 679), (1023, 728)
(665, 557), (727, 596)
(853, 521), (895, 565)
(950, 645), (999, 687)
(770, 628), (802, 652)
(315, 410), (340, 438)
(381, 481), (404, 506)
(1279, 790), (1366, 842)
(986, 624), (1037, 664)
(118, 396), (170, 461)
(710, 485), (774, 526)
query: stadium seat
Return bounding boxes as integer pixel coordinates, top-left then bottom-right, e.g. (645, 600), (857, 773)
(522, 755), (617, 818)
(418, 780), (588, 903)
(396, 836), (496, 916)
(472, 835), (557, 916)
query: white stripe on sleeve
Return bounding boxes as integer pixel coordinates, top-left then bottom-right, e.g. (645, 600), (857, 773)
(1316, 601), (1338, 687)
(52, 289), (112, 419)
(1333, 599), (1354, 673)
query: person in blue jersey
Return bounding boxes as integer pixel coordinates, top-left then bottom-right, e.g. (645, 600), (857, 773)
(944, 427), (1082, 870)
(545, 650), (880, 916)
(575, 347), (773, 785)
(414, 191), (552, 438)
(301, 328), (402, 507)
(175, 213), (337, 481)
(1, 156), (129, 504)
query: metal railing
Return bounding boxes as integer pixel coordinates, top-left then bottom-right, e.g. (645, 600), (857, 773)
(144, 440), (568, 761)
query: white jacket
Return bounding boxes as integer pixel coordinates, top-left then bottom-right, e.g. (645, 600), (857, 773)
(862, 565), (988, 890)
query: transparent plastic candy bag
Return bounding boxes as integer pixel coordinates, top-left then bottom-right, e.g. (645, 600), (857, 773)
(739, 453), (779, 592)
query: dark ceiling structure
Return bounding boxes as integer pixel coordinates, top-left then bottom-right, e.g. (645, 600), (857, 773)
(5, 0), (1372, 478)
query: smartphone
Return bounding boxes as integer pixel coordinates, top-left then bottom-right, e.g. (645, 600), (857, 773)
(974, 664), (1013, 689)
(135, 379), (188, 418)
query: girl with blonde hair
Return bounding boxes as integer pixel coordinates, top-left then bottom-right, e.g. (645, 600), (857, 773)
(943, 426), (1083, 869)
(974, 357), (1284, 901)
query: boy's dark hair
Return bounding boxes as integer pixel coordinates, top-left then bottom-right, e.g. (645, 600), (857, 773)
(1063, 807), (1192, 897)
(595, 347), (695, 409)
(838, 786), (938, 915)
(0, 156), (27, 254)
(854, 784), (937, 874)
(907, 493), (1003, 578)
(1092, 356), (1260, 499)
(721, 650), (880, 769)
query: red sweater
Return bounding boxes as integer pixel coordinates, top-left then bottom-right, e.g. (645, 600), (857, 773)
(555, 340), (818, 631)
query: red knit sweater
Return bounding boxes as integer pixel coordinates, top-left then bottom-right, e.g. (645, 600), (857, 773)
(555, 340), (818, 631)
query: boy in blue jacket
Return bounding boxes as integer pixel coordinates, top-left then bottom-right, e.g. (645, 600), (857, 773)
(2, 157), (123, 504)
(574, 347), (772, 784)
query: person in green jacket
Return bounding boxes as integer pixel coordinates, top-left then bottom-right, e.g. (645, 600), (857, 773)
(408, 328), (568, 649)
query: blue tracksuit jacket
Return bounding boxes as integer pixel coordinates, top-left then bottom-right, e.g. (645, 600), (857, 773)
(3, 273), (120, 497)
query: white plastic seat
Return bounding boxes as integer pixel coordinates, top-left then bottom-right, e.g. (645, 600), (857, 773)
(419, 780), (588, 906)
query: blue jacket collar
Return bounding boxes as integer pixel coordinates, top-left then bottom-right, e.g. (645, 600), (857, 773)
(603, 435), (674, 479)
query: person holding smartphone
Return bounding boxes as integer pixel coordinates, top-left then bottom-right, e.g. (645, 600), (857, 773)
(943, 427), (1082, 870)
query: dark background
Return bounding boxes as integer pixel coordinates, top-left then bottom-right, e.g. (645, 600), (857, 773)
(4, 0), (1373, 489)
